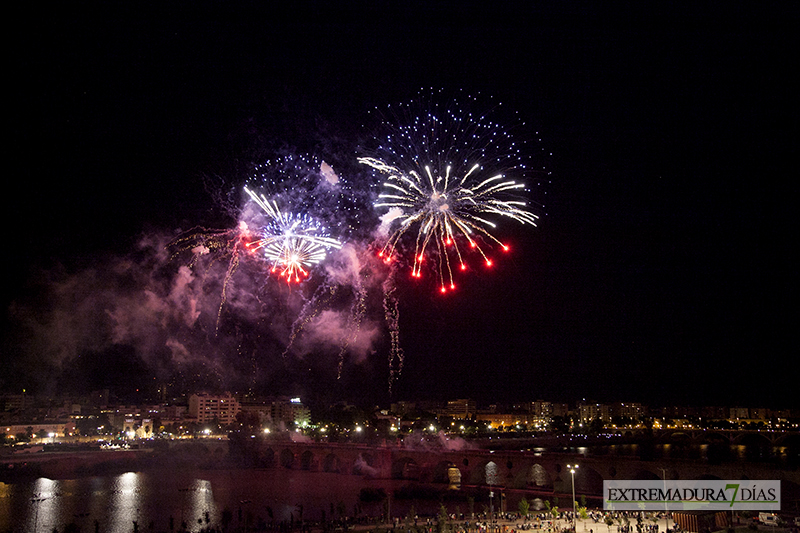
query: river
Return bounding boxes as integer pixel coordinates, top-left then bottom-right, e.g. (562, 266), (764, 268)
(0, 468), (428, 533)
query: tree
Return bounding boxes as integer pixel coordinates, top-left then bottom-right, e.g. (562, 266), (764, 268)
(438, 504), (449, 533)
(579, 506), (589, 530)
(551, 416), (570, 433)
(589, 417), (605, 435)
(406, 505), (417, 527)
(518, 497), (530, 519)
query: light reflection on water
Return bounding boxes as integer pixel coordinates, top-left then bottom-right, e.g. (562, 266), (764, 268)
(0, 469), (406, 533)
(30, 477), (59, 533)
(2, 472), (220, 533)
(108, 471), (142, 531)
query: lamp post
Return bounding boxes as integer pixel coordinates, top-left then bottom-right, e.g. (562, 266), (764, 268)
(567, 464), (579, 532)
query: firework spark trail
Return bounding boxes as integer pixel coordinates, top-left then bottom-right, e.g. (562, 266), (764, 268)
(243, 187), (342, 283)
(361, 91), (545, 294)
(381, 270), (403, 393)
(168, 224), (251, 331)
(281, 284), (339, 360)
(334, 278), (369, 379)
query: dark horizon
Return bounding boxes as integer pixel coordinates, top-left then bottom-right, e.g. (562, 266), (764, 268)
(5, 2), (797, 409)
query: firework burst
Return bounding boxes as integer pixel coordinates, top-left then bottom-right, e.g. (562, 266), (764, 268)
(361, 90), (546, 293)
(243, 187), (342, 283)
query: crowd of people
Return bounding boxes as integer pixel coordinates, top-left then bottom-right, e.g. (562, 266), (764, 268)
(376, 510), (676, 533)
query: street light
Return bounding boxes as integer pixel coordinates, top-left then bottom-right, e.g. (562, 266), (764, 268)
(567, 464), (579, 532)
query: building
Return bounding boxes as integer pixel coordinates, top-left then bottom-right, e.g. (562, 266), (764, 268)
(1, 393), (29, 412)
(4, 422), (76, 439)
(268, 397), (310, 429)
(578, 402), (611, 423)
(610, 402), (645, 420)
(730, 407), (750, 420)
(551, 403), (570, 418)
(445, 399), (477, 420)
(526, 401), (555, 426)
(701, 406), (728, 420)
(476, 412), (531, 429)
(188, 393), (241, 426)
(476, 413), (516, 428)
(122, 418), (154, 438)
(530, 401), (553, 419)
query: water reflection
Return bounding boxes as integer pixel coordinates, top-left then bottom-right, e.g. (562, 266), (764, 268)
(1, 469), (393, 532)
(30, 477), (59, 533)
(186, 478), (218, 529)
(1, 440), (795, 531)
(108, 472), (142, 531)
(574, 442), (791, 464)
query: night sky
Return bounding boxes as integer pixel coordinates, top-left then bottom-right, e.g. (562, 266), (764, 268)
(5, 2), (797, 408)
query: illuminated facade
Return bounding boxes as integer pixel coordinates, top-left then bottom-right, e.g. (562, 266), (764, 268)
(446, 399), (477, 420)
(188, 393), (241, 425)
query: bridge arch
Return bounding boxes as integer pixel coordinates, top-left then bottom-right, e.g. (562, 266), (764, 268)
(530, 498), (547, 511)
(695, 473), (722, 480)
(468, 459), (488, 485)
(447, 465), (462, 489)
(259, 447), (275, 467)
(468, 459), (501, 486)
(392, 457), (420, 480)
(279, 448), (295, 469)
(323, 453), (340, 473)
(432, 460), (458, 484)
(734, 432), (775, 446)
(527, 463), (554, 490)
(701, 432), (731, 444)
(669, 431), (692, 442)
(300, 450), (315, 470)
(633, 469), (661, 480)
(574, 465), (604, 496)
(353, 452), (377, 476)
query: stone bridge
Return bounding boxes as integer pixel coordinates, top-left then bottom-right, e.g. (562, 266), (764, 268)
(260, 441), (800, 504)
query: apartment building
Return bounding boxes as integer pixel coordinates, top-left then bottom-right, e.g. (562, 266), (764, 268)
(188, 393), (241, 425)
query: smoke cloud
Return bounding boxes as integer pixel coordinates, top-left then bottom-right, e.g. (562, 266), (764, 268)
(3, 217), (390, 398)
